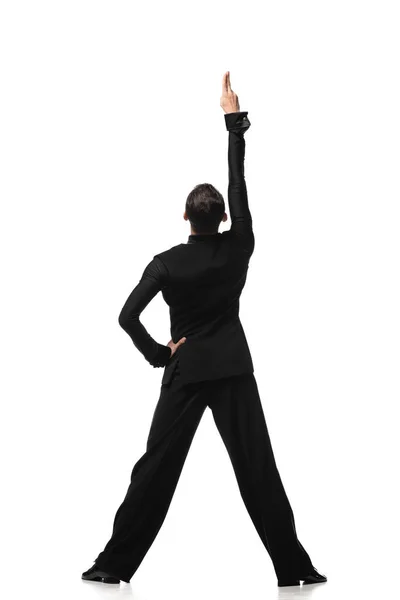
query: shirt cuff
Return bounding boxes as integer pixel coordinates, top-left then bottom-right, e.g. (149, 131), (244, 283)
(224, 111), (251, 132)
(150, 343), (172, 368)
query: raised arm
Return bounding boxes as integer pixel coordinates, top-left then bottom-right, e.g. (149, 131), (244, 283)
(220, 71), (254, 255)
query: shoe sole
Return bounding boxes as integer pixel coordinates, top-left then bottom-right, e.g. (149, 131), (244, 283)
(82, 575), (120, 584)
(278, 578), (327, 587)
(277, 579), (300, 587)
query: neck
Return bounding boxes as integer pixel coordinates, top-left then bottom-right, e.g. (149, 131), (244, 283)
(190, 228), (218, 235)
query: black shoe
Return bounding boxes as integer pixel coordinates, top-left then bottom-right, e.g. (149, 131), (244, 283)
(81, 563), (120, 584)
(277, 566), (327, 587)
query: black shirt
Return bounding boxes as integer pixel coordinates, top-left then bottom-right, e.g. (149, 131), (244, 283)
(118, 111), (253, 376)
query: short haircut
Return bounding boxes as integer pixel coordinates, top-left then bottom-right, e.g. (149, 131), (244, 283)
(185, 183), (225, 233)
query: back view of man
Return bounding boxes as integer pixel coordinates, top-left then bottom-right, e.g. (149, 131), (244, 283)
(82, 72), (327, 588)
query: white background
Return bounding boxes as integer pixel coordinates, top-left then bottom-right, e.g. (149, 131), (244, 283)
(1, 1), (399, 599)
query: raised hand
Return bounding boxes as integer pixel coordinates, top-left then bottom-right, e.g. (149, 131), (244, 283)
(220, 71), (240, 114)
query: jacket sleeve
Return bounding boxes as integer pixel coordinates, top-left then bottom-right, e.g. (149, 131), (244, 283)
(118, 256), (172, 368)
(224, 111), (254, 255)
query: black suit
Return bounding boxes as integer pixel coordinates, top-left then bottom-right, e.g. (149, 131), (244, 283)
(94, 112), (315, 583)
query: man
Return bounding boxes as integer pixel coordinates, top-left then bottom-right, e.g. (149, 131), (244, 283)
(82, 72), (327, 588)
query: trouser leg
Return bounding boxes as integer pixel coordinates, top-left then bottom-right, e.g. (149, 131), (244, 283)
(94, 368), (207, 582)
(208, 372), (314, 580)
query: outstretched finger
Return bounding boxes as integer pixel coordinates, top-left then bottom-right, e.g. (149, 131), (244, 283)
(226, 71), (232, 91)
(222, 71), (229, 94)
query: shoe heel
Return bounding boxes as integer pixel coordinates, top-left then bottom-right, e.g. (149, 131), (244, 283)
(277, 579), (300, 587)
(101, 576), (120, 584)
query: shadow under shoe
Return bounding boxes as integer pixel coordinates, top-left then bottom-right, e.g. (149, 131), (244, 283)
(277, 566), (327, 587)
(81, 563), (120, 584)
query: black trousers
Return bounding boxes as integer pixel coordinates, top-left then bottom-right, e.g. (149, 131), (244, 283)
(94, 363), (314, 583)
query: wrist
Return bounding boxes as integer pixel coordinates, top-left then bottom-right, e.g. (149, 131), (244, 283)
(224, 111), (251, 132)
(150, 343), (172, 368)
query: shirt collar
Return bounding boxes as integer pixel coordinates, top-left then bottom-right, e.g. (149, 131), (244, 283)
(187, 233), (220, 244)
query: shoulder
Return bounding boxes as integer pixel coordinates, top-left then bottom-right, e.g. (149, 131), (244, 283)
(153, 243), (186, 274)
(221, 229), (255, 257)
(154, 243), (185, 263)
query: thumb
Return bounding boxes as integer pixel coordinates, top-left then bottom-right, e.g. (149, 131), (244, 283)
(177, 336), (187, 347)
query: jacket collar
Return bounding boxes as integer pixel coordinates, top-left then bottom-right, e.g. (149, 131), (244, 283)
(187, 233), (220, 244)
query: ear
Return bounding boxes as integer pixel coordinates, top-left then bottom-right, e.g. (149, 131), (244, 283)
(183, 211), (189, 221)
(222, 212), (228, 222)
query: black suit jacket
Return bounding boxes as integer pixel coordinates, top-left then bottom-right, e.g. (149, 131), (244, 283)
(118, 111), (255, 386)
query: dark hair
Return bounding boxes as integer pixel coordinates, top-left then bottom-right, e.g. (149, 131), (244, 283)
(185, 183), (225, 233)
